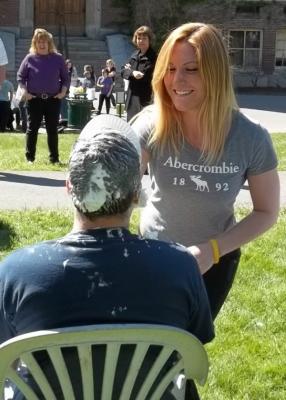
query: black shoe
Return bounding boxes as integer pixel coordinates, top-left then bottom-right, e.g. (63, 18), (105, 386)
(59, 120), (68, 127)
(58, 126), (65, 133)
(50, 159), (63, 166)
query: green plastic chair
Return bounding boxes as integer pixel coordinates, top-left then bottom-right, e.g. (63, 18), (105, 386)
(0, 324), (209, 400)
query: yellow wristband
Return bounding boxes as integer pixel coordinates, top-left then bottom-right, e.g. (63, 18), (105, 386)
(210, 239), (220, 264)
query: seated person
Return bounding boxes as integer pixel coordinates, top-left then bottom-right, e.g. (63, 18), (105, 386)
(0, 115), (214, 399)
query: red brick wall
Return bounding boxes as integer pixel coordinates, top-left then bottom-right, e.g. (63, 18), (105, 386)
(131, 0), (286, 86)
(0, 0), (19, 26)
(101, 0), (129, 30)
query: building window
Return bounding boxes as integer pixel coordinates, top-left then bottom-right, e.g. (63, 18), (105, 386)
(236, 4), (260, 15)
(275, 29), (286, 67)
(228, 30), (262, 70)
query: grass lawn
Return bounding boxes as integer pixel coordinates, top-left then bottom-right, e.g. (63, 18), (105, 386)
(0, 132), (78, 171)
(272, 133), (286, 170)
(0, 131), (285, 171)
(0, 208), (285, 399)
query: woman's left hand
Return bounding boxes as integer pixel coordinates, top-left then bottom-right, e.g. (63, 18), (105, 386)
(188, 242), (214, 275)
(133, 71), (144, 79)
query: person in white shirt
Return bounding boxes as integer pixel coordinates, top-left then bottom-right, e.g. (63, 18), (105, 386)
(0, 38), (8, 64)
(0, 38), (8, 83)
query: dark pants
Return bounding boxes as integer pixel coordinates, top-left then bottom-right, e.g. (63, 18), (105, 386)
(26, 97), (61, 162)
(0, 100), (10, 131)
(203, 249), (241, 320)
(110, 92), (116, 107)
(7, 107), (21, 130)
(126, 95), (142, 122)
(19, 101), (27, 132)
(97, 93), (111, 114)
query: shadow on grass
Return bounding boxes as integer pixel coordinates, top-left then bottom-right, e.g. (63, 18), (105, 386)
(0, 220), (16, 250)
(0, 172), (66, 187)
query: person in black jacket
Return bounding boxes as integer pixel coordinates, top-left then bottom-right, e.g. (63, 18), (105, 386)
(121, 25), (157, 121)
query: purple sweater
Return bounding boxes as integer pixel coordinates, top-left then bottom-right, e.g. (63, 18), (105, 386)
(17, 52), (69, 95)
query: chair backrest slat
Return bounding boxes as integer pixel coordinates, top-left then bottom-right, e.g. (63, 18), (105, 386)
(150, 359), (184, 400)
(22, 353), (57, 399)
(101, 343), (120, 400)
(78, 344), (94, 400)
(136, 346), (173, 400)
(48, 347), (76, 400)
(0, 324), (209, 400)
(119, 343), (150, 400)
(6, 366), (39, 400)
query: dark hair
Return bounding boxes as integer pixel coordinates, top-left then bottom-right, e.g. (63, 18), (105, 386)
(68, 132), (141, 219)
(132, 25), (154, 46)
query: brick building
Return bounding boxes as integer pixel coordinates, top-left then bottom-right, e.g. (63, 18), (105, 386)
(1, 0), (286, 88)
(132, 0), (286, 88)
(0, 0), (129, 81)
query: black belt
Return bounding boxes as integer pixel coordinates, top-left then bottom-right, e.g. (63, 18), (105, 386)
(32, 93), (56, 99)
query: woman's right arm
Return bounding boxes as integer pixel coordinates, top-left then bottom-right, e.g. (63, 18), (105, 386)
(17, 56), (34, 100)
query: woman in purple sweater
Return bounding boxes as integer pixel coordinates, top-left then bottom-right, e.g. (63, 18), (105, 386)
(17, 28), (69, 164)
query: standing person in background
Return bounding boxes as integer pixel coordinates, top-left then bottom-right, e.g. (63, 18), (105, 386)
(82, 69), (96, 90)
(17, 28), (69, 164)
(0, 76), (13, 132)
(106, 58), (116, 107)
(66, 59), (78, 87)
(132, 22), (280, 320)
(0, 37), (9, 131)
(96, 69), (113, 115)
(0, 37), (8, 83)
(59, 59), (78, 128)
(83, 64), (96, 86)
(7, 92), (21, 131)
(121, 25), (157, 121)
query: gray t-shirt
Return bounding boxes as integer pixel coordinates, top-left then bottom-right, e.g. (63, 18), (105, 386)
(132, 107), (278, 246)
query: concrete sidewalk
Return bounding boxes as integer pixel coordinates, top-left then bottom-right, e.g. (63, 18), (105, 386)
(0, 93), (285, 210)
(0, 170), (285, 210)
(237, 93), (286, 133)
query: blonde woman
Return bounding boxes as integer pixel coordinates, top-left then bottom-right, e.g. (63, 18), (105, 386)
(132, 22), (280, 319)
(106, 58), (116, 107)
(17, 28), (69, 163)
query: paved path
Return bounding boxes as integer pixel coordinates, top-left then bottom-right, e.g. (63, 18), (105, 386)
(0, 93), (285, 210)
(237, 93), (286, 133)
(1, 170), (285, 210)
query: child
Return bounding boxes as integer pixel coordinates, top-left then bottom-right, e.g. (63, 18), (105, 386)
(0, 77), (14, 132)
(83, 64), (95, 82)
(96, 69), (113, 115)
(82, 70), (96, 90)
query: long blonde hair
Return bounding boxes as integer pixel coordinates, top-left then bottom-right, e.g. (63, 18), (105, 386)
(29, 28), (57, 54)
(151, 22), (238, 162)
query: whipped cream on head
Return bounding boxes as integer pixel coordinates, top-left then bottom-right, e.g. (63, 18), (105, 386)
(69, 127), (141, 216)
(80, 164), (110, 212)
